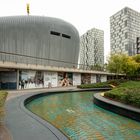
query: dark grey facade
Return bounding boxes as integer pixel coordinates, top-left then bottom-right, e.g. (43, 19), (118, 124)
(0, 16), (79, 67)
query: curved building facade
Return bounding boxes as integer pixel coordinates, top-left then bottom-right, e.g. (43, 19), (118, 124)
(0, 16), (114, 90)
(0, 16), (79, 67)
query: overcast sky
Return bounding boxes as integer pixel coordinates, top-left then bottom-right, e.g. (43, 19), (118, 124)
(0, 0), (140, 60)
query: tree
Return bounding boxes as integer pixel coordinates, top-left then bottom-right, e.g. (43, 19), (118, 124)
(133, 54), (140, 63)
(107, 54), (128, 74)
(123, 57), (139, 79)
(107, 54), (140, 79)
(132, 54), (140, 78)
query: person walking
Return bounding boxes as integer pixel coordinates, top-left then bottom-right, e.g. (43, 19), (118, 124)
(21, 80), (25, 89)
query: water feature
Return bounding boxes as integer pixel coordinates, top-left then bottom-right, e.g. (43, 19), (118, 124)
(26, 92), (140, 140)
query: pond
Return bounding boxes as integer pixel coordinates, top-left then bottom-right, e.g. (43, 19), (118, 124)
(26, 91), (140, 140)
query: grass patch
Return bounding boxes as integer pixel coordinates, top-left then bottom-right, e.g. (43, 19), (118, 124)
(104, 81), (140, 108)
(77, 82), (112, 89)
(0, 91), (8, 121)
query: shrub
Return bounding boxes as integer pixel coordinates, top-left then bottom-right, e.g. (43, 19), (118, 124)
(77, 82), (112, 89)
(107, 79), (128, 86)
(104, 81), (140, 108)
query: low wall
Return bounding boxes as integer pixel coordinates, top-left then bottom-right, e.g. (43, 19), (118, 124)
(93, 93), (140, 122)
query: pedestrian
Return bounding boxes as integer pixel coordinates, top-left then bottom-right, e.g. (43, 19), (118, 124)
(21, 80), (25, 89)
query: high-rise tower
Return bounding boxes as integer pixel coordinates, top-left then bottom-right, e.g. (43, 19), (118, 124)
(110, 7), (140, 56)
(79, 28), (104, 70)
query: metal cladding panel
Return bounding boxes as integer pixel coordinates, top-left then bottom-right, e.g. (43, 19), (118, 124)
(49, 35), (61, 66)
(60, 37), (75, 67)
(0, 16), (79, 67)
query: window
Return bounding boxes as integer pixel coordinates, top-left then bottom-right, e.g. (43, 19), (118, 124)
(124, 8), (127, 14)
(137, 37), (140, 43)
(125, 32), (128, 39)
(125, 20), (127, 27)
(62, 34), (71, 39)
(50, 31), (60, 36)
(128, 49), (132, 56)
(125, 44), (128, 51)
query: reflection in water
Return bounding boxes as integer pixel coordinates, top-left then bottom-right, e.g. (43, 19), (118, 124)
(26, 92), (140, 140)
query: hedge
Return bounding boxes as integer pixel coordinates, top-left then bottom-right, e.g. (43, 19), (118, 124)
(0, 91), (8, 122)
(77, 82), (112, 89)
(104, 81), (140, 108)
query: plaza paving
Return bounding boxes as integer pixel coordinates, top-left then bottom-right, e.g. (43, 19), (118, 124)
(3, 87), (77, 140)
(7, 86), (77, 100)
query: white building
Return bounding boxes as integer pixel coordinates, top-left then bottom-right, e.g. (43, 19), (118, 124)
(110, 7), (140, 56)
(79, 28), (104, 70)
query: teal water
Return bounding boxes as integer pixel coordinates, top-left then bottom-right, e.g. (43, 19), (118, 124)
(26, 92), (140, 140)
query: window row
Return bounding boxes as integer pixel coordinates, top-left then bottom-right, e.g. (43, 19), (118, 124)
(50, 31), (71, 39)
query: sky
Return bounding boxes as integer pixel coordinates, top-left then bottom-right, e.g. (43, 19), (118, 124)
(0, 0), (140, 60)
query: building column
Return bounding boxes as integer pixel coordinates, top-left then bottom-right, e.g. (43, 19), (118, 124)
(16, 69), (19, 89)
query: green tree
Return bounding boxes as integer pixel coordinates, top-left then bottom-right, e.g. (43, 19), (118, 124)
(132, 54), (140, 78)
(107, 54), (128, 74)
(123, 57), (139, 78)
(133, 54), (140, 63)
(107, 54), (140, 79)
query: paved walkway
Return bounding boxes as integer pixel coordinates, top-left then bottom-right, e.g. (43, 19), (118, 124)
(4, 87), (77, 140)
(7, 86), (77, 100)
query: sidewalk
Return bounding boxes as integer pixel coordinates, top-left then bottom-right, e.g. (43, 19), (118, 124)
(7, 86), (77, 100)
(4, 86), (77, 140)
